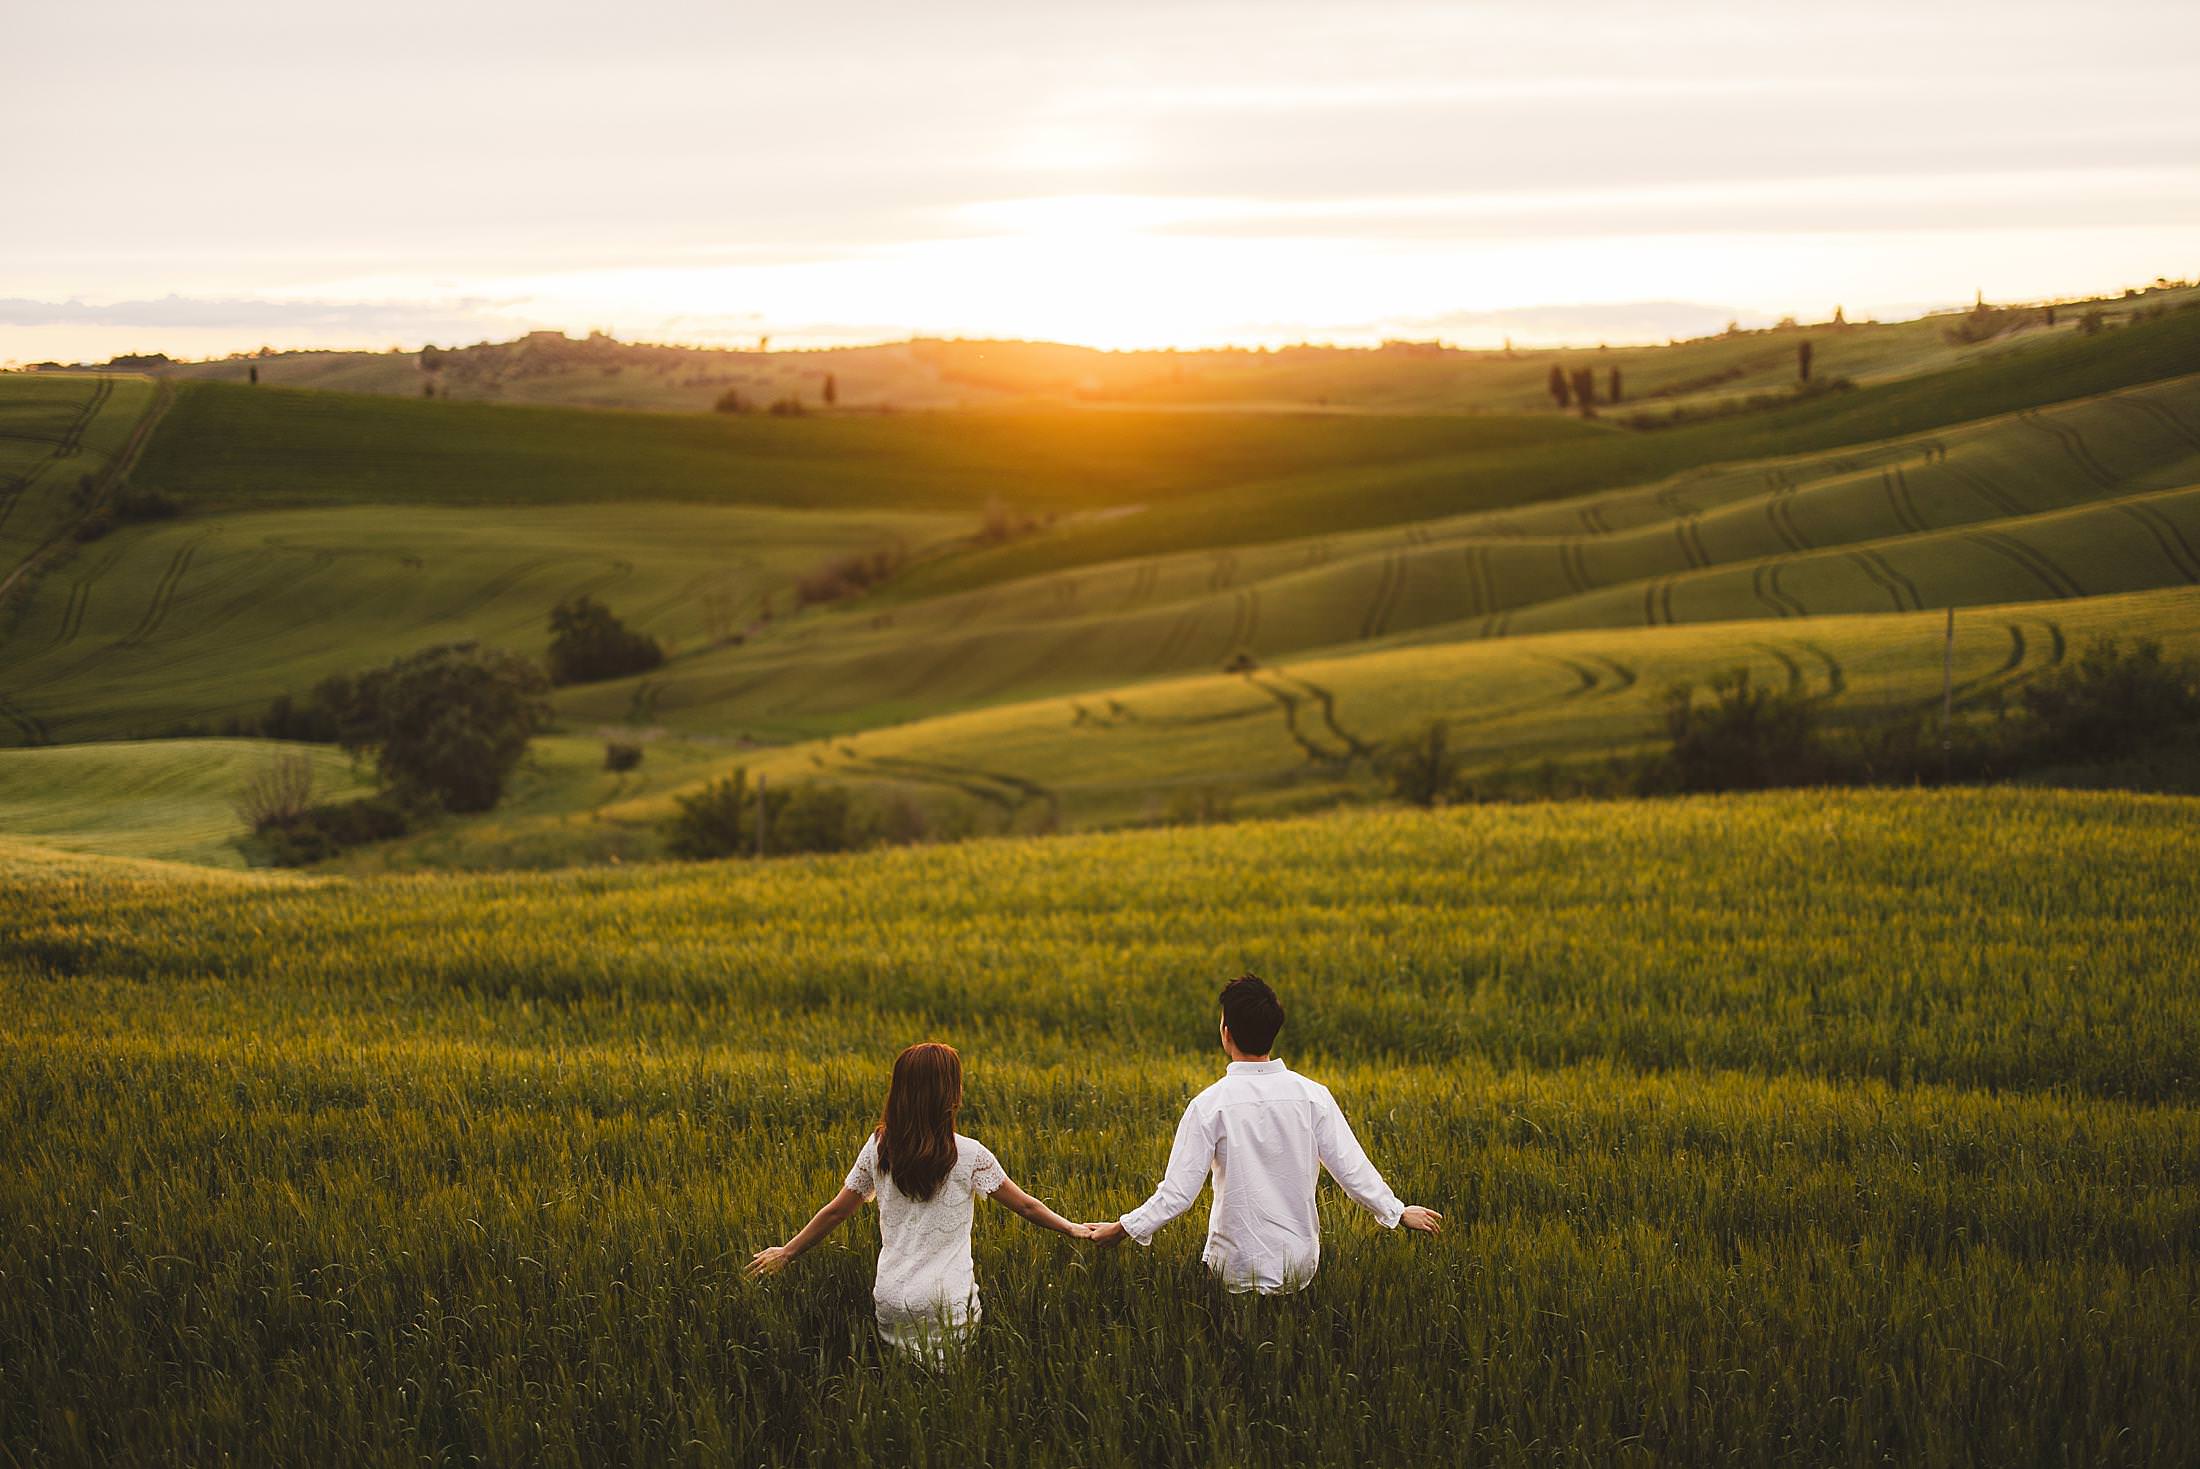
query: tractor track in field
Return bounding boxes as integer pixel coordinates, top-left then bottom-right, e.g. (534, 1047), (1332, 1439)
(1479, 608), (1513, 639)
(1123, 561), (1160, 608)
(0, 379), (111, 533)
(1943, 464), (2028, 519)
(1578, 504), (1611, 536)
(1557, 539), (1591, 596)
(1966, 529), (2085, 600)
(1764, 470), (1811, 553)
(1359, 552), (1406, 641)
(1208, 550), (1238, 591)
(841, 753), (1059, 825)
(1746, 640), (1845, 703)
(1670, 514), (1711, 569)
(115, 533), (214, 649)
(1460, 544), (1492, 618)
(1301, 539), (1335, 569)
(42, 541), (131, 651)
(1243, 671), (1351, 763)
(1227, 587), (1260, 650)
(1265, 668), (1373, 757)
(1846, 549), (1919, 613)
(1144, 603), (1205, 674)
(1750, 562), (1805, 619)
(2021, 409), (2118, 490)
(1883, 467), (1928, 535)
(2110, 392), (2200, 452)
(1640, 576), (1677, 627)
(0, 688), (52, 745)
(2112, 498), (2200, 583)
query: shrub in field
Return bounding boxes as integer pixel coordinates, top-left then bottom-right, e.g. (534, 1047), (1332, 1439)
(1649, 669), (1825, 791)
(342, 643), (549, 812)
(255, 792), (416, 866)
(1162, 785), (1235, 825)
(1382, 720), (1460, 807)
(794, 547), (905, 607)
(771, 782), (857, 854)
(233, 751), (315, 830)
(603, 742), (644, 773)
(2014, 634), (2200, 762)
(546, 595), (663, 686)
(664, 769), (756, 858)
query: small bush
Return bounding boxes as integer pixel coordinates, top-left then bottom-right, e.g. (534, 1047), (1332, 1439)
(234, 753), (316, 831)
(664, 771), (755, 859)
(257, 793), (416, 867)
(771, 783), (856, 854)
(1163, 786), (1234, 825)
(1650, 669), (1826, 792)
(1382, 720), (1460, 807)
(2015, 636), (2200, 763)
(604, 742), (643, 773)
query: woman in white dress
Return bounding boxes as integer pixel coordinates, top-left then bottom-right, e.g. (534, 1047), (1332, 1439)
(746, 1042), (1091, 1357)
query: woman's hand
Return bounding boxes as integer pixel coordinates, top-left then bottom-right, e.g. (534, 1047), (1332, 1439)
(746, 1244), (796, 1276)
(1399, 1205), (1443, 1234)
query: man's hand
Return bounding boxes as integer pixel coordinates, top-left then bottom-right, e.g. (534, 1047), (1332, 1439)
(745, 1244), (795, 1276)
(1084, 1220), (1129, 1246)
(1400, 1205), (1443, 1234)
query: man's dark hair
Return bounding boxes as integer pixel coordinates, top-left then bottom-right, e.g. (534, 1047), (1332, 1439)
(1220, 974), (1285, 1056)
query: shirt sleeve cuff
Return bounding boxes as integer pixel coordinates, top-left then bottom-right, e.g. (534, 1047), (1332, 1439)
(1118, 1210), (1158, 1246)
(1376, 1198), (1405, 1230)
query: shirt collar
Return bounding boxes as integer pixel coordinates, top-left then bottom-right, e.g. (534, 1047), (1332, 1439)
(1226, 1058), (1286, 1075)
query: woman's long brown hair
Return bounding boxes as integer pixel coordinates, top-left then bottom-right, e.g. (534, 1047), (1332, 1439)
(876, 1042), (962, 1202)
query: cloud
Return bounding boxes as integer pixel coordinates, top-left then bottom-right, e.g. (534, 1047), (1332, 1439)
(1401, 301), (1765, 342)
(0, 294), (530, 340)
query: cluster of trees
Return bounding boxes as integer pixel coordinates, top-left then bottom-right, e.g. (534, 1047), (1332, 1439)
(713, 387), (816, 416)
(68, 474), (178, 542)
(1379, 634), (2200, 808)
(239, 642), (552, 864)
(977, 496), (1045, 546)
(1545, 365), (1624, 415)
(662, 769), (932, 859)
(547, 595), (663, 686)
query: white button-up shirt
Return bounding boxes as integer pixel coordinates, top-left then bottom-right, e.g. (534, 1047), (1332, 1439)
(1118, 1058), (1405, 1293)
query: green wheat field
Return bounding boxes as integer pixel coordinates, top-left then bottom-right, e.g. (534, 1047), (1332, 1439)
(5, 292), (2199, 1465)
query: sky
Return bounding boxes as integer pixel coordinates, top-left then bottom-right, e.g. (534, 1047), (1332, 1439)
(6, 0), (2199, 362)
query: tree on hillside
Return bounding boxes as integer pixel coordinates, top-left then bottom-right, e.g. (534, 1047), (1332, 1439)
(1547, 365), (1571, 408)
(248, 365), (259, 385)
(1607, 367), (1622, 404)
(1569, 367), (1597, 417)
(1798, 340), (1814, 383)
(547, 595), (664, 686)
(823, 373), (838, 407)
(1832, 305), (1846, 327)
(339, 643), (550, 812)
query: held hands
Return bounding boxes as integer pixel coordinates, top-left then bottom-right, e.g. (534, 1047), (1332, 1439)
(1082, 1220), (1128, 1247)
(1400, 1205), (1443, 1234)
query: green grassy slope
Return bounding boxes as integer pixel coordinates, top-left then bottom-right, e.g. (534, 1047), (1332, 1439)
(536, 374), (2200, 739)
(325, 584), (2200, 869)
(130, 382), (1589, 514)
(0, 738), (373, 868)
(4, 788), (2195, 1463)
(0, 373), (161, 608)
(0, 502), (960, 744)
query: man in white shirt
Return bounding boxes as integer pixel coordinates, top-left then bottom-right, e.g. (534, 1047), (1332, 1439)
(1088, 974), (1441, 1292)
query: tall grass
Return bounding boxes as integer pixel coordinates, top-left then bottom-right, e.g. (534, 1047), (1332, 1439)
(3, 787), (2196, 1465)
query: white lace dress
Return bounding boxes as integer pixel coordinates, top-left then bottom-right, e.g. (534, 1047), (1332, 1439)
(843, 1132), (1007, 1354)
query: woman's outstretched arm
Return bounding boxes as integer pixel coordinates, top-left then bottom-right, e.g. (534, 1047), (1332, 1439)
(989, 1179), (1094, 1239)
(747, 1187), (866, 1275)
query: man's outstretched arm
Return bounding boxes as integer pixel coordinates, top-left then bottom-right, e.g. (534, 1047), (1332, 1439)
(1315, 1090), (1442, 1234)
(1092, 1099), (1217, 1246)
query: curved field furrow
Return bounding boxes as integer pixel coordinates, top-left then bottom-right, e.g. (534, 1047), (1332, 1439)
(1269, 669), (1373, 757)
(1461, 544), (1491, 618)
(1792, 639), (1847, 699)
(1208, 550), (1237, 591)
(1845, 550), (1913, 613)
(1750, 564), (1793, 620)
(1766, 477), (1811, 553)
(1229, 587), (1261, 650)
(1944, 464), (2028, 519)
(1558, 539), (1590, 596)
(1360, 553), (1405, 641)
(2113, 501), (2200, 583)
(1123, 561), (1160, 609)
(2113, 392), (2200, 451)
(2021, 410), (2117, 490)
(1882, 468), (1927, 535)
(1586, 654), (1638, 698)
(0, 690), (52, 745)
(115, 535), (213, 649)
(1243, 672), (1345, 763)
(1967, 530), (2085, 600)
(1578, 504), (1611, 536)
(1751, 641), (1806, 696)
